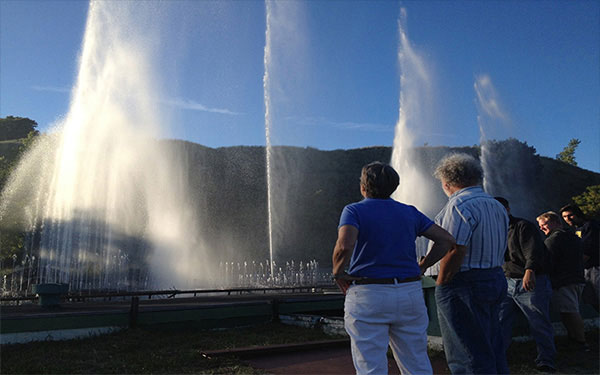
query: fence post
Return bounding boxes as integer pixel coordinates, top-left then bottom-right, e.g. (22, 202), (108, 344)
(129, 296), (139, 328)
(271, 298), (280, 322)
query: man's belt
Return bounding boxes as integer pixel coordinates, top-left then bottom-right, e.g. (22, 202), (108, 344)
(353, 276), (421, 285)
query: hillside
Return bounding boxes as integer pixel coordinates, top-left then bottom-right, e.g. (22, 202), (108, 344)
(160, 140), (600, 265)
(1, 138), (599, 267)
(538, 156), (600, 214)
(0, 140), (23, 158)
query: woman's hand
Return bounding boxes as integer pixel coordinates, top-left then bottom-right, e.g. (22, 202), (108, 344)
(333, 272), (362, 294)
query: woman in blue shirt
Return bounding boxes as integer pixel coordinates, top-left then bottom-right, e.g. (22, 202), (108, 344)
(332, 162), (455, 375)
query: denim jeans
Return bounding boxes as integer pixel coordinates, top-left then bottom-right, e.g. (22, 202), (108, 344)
(345, 281), (432, 375)
(499, 275), (555, 369)
(435, 267), (508, 374)
(583, 266), (600, 309)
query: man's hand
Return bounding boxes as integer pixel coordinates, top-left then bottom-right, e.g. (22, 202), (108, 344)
(523, 269), (536, 292)
(436, 245), (467, 285)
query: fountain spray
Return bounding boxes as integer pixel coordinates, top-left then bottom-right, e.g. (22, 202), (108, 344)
(0, 1), (206, 292)
(390, 8), (436, 218)
(263, 0), (275, 279)
(474, 74), (510, 195)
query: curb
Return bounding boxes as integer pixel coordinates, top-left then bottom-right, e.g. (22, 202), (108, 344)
(201, 338), (351, 358)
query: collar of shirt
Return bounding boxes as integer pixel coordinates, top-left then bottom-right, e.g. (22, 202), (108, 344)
(448, 185), (483, 200)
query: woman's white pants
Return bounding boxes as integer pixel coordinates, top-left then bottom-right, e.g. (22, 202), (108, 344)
(344, 281), (432, 375)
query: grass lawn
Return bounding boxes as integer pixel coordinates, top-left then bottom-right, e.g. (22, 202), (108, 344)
(507, 329), (599, 375)
(1, 322), (344, 374)
(1, 322), (598, 374)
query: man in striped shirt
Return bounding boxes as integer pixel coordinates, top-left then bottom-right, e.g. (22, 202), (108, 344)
(427, 153), (509, 374)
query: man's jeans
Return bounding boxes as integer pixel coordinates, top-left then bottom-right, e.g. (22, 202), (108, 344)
(499, 275), (555, 369)
(435, 267), (508, 374)
(583, 266), (600, 309)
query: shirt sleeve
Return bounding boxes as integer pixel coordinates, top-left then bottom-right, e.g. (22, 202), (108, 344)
(338, 205), (359, 230)
(581, 221), (600, 259)
(442, 205), (473, 246)
(519, 220), (545, 271)
(545, 232), (563, 263)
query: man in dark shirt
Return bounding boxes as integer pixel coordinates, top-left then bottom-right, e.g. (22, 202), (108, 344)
(496, 198), (555, 372)
(537, 211), (588, 350)
(560, 204), (600, 311)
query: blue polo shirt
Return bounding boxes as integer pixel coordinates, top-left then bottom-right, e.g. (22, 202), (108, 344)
(339, 198), (434, 279)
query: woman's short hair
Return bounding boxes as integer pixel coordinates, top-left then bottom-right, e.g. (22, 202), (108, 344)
(536, 211), (562, 225)
(434, 153), (483, 188)
(360, 162), (399, 199)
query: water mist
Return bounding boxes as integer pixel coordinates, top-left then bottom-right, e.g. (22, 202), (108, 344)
(390, 9), (437, 212)
(262, 0), (307, 278)
(0, 1), (207, 292)
(263, 0), (275, 278)
(390, 8), (438, 261)
(475, 74), (539, 219)
(475, 74), (511, 194)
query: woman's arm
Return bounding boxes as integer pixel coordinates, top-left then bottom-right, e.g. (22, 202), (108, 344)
(332, 225), (359, 294)
(419, 224), (458, 284)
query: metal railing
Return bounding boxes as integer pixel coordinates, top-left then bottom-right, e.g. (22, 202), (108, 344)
(1, 284), (338, 305)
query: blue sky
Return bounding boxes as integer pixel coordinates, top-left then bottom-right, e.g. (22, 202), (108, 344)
(1, 0), (598, 172)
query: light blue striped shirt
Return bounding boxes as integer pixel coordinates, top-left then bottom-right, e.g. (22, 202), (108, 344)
(433, 185), (508, 272)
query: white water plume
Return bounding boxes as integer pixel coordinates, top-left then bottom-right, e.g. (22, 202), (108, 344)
(263, 1), (308, 277)
(0, 1), (208, 291)
(474, 74), (540, 218)
(475, 74), (511, 194)
(264, 0), (275, 278)
(390, 9), (436, 217)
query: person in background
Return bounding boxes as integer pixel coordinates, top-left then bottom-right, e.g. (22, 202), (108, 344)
(424, 153), (509, 374)
(332, 161), (455, 375)
(495, 197), (556, 373)
(536, 211), (589, 351)
(560, 203), (600, 312)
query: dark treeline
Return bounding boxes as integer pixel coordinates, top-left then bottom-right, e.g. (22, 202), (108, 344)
(1, 118), (599, 268)
(163, 139), (600, 265)
(0, 116), (38, 142)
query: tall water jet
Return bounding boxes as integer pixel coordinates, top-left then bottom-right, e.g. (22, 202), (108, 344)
(0, 1), (207, 292)
(390, 9), (436, 217)
(475, 74), (511, 194)
(475, 74), (540, 218)
(263, 0), (275, 278)
(262, 1), (308, 277)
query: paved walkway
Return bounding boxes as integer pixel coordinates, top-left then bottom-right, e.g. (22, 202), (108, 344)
(246, 346), (374, 374)
(205, 340), (450, 374)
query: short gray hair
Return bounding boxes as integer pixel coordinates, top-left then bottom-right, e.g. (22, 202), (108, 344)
(434, 153), (483, 188)
(536, 211), (561, 225)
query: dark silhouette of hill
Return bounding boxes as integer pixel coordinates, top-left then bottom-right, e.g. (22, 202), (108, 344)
(2, 135), (599, 269)
(162, 140), (600, 266)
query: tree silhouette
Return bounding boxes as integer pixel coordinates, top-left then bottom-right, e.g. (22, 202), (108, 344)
(556, 138), (581, 166)
(573, 185), (600, 219)
(0, 116), (39, 141)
